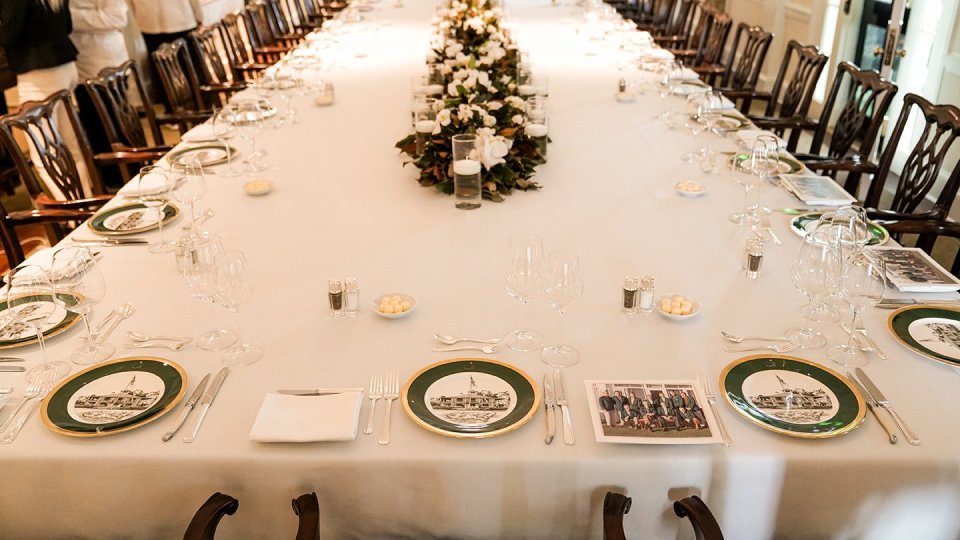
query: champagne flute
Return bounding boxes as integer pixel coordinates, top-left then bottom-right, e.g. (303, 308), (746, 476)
(214, 250), (261, 366)
(828, 251), (886, 367)
(505, 233), (544, 352)
(50, 246), (113, 364)
(541, 250), (583, 367)
(5, 266), (69, 374)
(138, 165), (176, 254)
(172, 156), (207, 233)
(180, 235), (238, 351)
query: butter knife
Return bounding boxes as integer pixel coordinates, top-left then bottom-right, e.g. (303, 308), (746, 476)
(0, 358), (24, 362)
(0, 366), (25, 372)
(184, 367), (228, 443)
(70, 238), (149, 246)
(542, 373), (556, 445)
(848, 375), (897, 444)
(553, 369), (575, 446)
(877, 298), (960, 308)
(855, 368), (920, 446)
(161, 373), (210, 442)
(759, 211), (782, 245)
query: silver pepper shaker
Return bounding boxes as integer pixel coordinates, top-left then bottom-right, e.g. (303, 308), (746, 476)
(328, 279), (343, 318)
(745, 237), (763, 279)
(638, 276), (655, 314)
(622, 277), (638, 314)
(344, 278), (360, 317)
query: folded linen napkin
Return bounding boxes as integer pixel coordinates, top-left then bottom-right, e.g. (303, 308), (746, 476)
(644, 48), (675, 61)
(716, 95), (736, 110)
(732, 128), (787, 149)
(678, 67), (700, 81)
(249, 390), (364, 442)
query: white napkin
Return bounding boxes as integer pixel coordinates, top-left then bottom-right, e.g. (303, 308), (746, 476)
(732, 129), (787, 150)
(678, 67), (700, 81)
(181, 124), (220, 143)
(717, 95), (736, 110)
(644, 48), (675, 61)
(249, 390), (364, 442)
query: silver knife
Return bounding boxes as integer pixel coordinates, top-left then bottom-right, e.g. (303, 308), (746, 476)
(848, 374), (897, 444)
(71, 238), (149, 246)
(855, 368), (920, 446)
(553, 369), (575, 446)
(877, 298), (960, 308)
(542, 373), (556, 445)
(276, 389), (348, 396)
(184, 367), (229, 443)
(161, 373), (210, 442)
(759, 212), (782, 245)
(0, 366), (25, 372)
(0, 358), (24, 362)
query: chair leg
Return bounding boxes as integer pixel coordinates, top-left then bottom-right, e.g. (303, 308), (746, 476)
(603, 492), (631, 540)
(183, 492), (239, 540)
(673, 495), (724, 540)
(292, 492), (320, 540)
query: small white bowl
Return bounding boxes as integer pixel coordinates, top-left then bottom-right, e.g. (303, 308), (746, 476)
(675, 181), (706, 197)
(372, 293), (417, 319)
(655, 295), (700, 321)
(244, 180), (273, 196)
(615, 91), (636, 103)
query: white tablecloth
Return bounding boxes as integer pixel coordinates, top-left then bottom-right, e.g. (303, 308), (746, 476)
(2, 1), (959, 539)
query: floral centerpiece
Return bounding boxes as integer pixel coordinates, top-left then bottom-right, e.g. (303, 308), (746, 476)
(395, 0), (546, 202)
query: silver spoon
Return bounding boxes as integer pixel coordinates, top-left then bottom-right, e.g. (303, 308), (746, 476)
(720, 331), (790, 343)
(433, 333), (501, 345)
(127, 331), (192, 343)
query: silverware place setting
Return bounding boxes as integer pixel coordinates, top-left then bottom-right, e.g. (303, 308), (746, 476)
(720, 331), (790, 343)
(126, 331), (192, 351)
(378, 372), (400, 446)
(723, 339), (799, 353)
(162, 372), (211, 442)
(854, 368), (919, 446)
(184, 367), (229, 443)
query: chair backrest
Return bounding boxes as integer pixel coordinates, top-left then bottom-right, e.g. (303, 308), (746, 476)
(244, 2), (279, 51)
(183, 492), (239, 540)
(690, 8), (732, 67)
(720, 23), (773, 91)
(663, 0), (697, 40)
(265, 0), (299, 38)
(865, 93), (960, 217)
(764, 40), (828, 119)
(190, 23), (236, 87)
(809, 62), (898, 164)
(292, 492), (320, 540)
(152, 38), (206, 115)
(83, 60), (162, 152)
(674, 496), (724, 540)
(0, 90), (101, 202)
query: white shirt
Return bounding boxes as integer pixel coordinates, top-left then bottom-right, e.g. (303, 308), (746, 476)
(70, 0), (130, 80)
(128, 0), (203, 34)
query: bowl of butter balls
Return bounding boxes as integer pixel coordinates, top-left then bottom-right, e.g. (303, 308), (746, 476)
(373, 293), (417, 319)
(656, 294), (699, 321)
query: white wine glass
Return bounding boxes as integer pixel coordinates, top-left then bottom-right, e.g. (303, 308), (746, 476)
(214, 250), (261, 366)
(180, 235), (238, 351)
(233, 100), (266, 173)
(541, 250), (583, 367)
(828, 251), (886, 367)
(211, 105), (241, 177)
(50, 246), (114, 365)
(682, 99), (706, 163)
(505, 233), (544, 352)
(5, 266), (70, 375)
(784, 232), (839, 349)
(173, 156), (207, 233)
(138, 165), (176, 254)
(729, 140), (770, 225)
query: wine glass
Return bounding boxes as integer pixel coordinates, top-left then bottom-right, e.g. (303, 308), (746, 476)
(233, 100), (266, 173)
(755, 134), (782, 181)
(505, 233), (544, 352)
(172, 156), (207, 233)
(729, 140), (771, 225)
(682, 99), (706, 163)
(785, 232), (840, 349)
(50, 246), (113, 364)
(138, 165), (176, 254)
(541, 250), (583, 367)
(211, 105), (240, 178)
(214, 250), (261, 366)
(180, 235), (238, 351)
(828, 251), (886, 367)
(5, 266), (70, 375)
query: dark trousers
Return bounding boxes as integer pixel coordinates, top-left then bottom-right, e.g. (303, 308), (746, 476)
(142, 29), (197, 111)
(74, 86), (124, 191)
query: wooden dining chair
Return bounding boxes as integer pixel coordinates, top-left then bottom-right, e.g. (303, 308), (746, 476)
(0, 199), (92, 269)
(0, 90), (113, 211)
(221, 12), (273, 81)
(152, 39), (242, 128)
(285, 0), (324, 31)
(602, 492), (724, 540)
(243, 2), (295, 64)
(265, 0), (309, 44)
(788, 62), (898, 195)
(631, 0), (675, 35)
(292, 492), (320, 540)
(652, 0), (698, 49)
(183, 492), (239, 540)
(671, 7), (731, 71)
(189, 25), (255, 93)
(862, 93), (960, 249)
(705, 22), (773, 90)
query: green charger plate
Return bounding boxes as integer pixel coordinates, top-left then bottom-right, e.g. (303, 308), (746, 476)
(0, 293), (81, 349)
(168, 143), (238, 168)
(729, 152), (804, 175)
(402, 358), (539, 439)
(88, 203), (178, 236)
(41, 357), (187, 437)
(887, 305), (960, 366)
(720, 355), (865, 438)
(789, 212), (889, 246)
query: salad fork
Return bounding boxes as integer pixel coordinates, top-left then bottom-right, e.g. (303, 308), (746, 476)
(433, 333), (501, 345)
(363, 375), (383, 435)
(0, 381), (41, 433)
(432, 341), (509, 354)
(378, 372), (399, 445)
(723, 340), (799, 353)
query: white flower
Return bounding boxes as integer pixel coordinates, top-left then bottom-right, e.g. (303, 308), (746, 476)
(457, 104), (475, 122)
(447, 82), (461, 97)
(477, 71), (492, 89)
(512, 114), (524, 125)
(487, 101), (503, 111)
(445, 43), (463, 58)
(487, 25), (497, 34)
(475, 127), (512, 170)
(483, 113), (497, 127)
(504, 96), (525, 109)
(434, 109), (452, 134)
(500, 74), (511, 84)
(455, 52), (471, 66)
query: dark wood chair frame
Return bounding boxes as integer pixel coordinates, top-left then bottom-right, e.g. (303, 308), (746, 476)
(221, 12), (273, 82)
(183, 492), (239, 540)
(152, 39), (243, 129)
(653, 0), (699, 49)
(707, 22), (773, 91)
(0, 201), (92, 269)
(243, 1), (295, 64)
(189, 24), (255, 93)
(603, 492), (724, 540)
(292, 492), (320, 540)
(674, 7), (732, 70)
(285, 0), (325, 31)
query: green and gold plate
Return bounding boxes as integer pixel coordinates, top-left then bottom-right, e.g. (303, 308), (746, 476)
(729, 152), (804, 175)
(887, 305), (960, 366)
(88, 203), (178, 236)
(789, 212), (889, 246)
(402, 358), (539, 439)
(168, 143), (238, 168)
(42, 357), (187, 437)
(0, 293), (81, 349)
(712, 113), (748, 132)
(720, 355), (865, 439)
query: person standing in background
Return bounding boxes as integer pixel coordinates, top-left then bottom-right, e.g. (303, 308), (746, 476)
(0, 0), (94, 199)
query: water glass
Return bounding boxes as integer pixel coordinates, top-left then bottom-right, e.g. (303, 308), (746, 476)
(452, 134), (481, 210)
(211, 106), (240, 177)
(214, 250), (261, 366)
(180, 235), (238, 351)
(505, 233), (544, 352)
(828, 252), (886, 367)
(173, 156), (207, 234)
(5, 265), (65, 371)
(138, 165), (176, 254)
(541, 250), (583, 367)
(50, 247), (113, 364)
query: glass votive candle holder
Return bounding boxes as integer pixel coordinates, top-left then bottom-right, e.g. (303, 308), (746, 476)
(452, 134), (481, 210)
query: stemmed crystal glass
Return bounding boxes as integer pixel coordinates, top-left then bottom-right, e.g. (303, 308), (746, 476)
(212, 105), (240, 177)
(682, 99), (706, 163)
(541, 250), (583, 367)
(234, 100), (266, 172)
(505, 233), (544, 352)
(214, 250), (261, 366)
(786, 231), (839, 349)
(729, 140), (772, 225)
(138, 165), (176, 254)
(5, 265), (70, 374)
(180, 235), (238, 351)
(828, 251), (886, 367)
(50, 246), (113, 364)
(173, 156), (207, 233)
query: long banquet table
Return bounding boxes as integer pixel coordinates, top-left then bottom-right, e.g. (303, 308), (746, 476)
(2, 1), (960, 538)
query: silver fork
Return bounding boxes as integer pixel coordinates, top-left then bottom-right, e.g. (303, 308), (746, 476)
(125, 340), (189, 351)
(363, 375), (383, 435)
(378, 372), (399, 445)
(431, 341), (509, 354)
(0, 380), (45, 443)
(700, 376), (732, 447)
(0, 381), (41, 433)
(723, 340), (799, 353)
